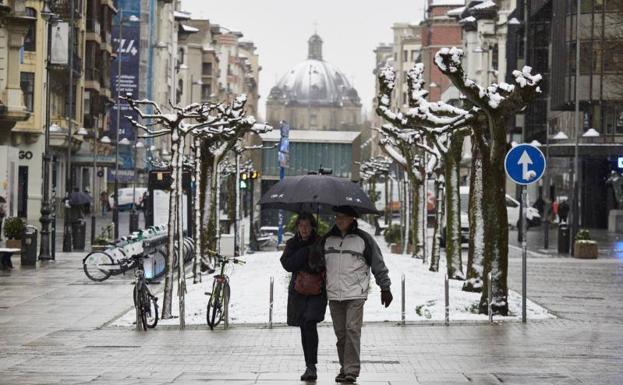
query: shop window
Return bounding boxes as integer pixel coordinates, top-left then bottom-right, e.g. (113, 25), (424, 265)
(20, 72), (35, 112)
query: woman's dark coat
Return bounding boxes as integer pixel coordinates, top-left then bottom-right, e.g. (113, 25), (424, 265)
(280, 234), (327, 326)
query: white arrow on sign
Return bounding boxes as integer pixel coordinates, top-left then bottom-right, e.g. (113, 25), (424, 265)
(518, 150), (536, 181)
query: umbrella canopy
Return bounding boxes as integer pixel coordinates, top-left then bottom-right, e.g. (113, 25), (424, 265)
(258, 175), (380, 215)
(69, 191), (92, 206)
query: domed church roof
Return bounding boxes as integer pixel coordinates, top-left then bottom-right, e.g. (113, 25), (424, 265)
(268, 34), (361, 106)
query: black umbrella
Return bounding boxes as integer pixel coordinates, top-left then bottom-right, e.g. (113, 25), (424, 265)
(69, 191), (92, 206)
(258, 175), (380, 215)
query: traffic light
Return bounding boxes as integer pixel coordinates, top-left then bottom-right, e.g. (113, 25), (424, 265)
(240, 172), (248, 189)
(250, 171), (259, 179)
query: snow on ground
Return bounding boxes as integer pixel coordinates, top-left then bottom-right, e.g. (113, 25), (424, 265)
(113, 220), (553, 327)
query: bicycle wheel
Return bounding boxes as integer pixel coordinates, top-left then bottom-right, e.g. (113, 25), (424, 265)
(206, 283), (222, 330)
(222, 282), (230, 324)
(133, 284), (147, 331)
(143, 290), (158, 328)
(83, 251), (114, 282)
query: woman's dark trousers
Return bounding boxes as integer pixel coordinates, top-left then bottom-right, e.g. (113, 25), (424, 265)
(300, 320), (319, 366)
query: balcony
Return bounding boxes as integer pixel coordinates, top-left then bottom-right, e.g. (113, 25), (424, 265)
(53, 0), (82, 21)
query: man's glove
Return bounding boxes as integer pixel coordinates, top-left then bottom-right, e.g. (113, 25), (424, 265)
(381, 289), (393, 308)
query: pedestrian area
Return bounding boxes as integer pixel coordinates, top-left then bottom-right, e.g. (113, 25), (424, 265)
(0, 249), (622, 384)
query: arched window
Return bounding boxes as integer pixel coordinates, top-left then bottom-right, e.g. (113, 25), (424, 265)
(23, 8), (37, 52)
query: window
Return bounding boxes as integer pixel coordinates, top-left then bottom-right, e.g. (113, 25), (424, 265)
(403, 50), (408, 62)
(20, 72), (35, 112)
(23, 8), (37, 51)
(201, 84), (212, 100)
(178, 48), (185, 65)
(202, 62), (213, 76)
(411, 50), (418, 61)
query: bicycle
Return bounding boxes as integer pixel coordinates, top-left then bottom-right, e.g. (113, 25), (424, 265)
(205, 251), (246, 330)
(131, 254), (159, 330)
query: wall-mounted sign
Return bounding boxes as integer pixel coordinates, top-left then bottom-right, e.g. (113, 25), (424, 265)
(50, 22), (69, 65)
(18, 151), (33, 160)
(618, 157), (623, 169)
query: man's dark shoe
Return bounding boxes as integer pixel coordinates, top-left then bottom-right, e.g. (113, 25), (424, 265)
(300, 365), (317, 381)
(342, 373), (357, 383)
(335, 372), (346, 382)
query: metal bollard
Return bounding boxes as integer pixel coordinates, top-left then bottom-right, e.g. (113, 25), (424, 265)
(224, 287), (229, 330)
(444, 274), (449, 326)
(401, 274), (405, 326)
(488, 272), (493, 323)
(269, 276), (274, 329)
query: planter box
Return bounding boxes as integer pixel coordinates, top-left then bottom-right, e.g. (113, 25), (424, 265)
(6, 239), (21, 251)
(574, 241), (598, 259)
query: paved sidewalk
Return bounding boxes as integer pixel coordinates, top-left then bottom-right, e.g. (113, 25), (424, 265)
(0, 248), (622, 384)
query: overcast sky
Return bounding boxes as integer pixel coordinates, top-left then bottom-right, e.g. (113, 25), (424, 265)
(182, 0), (428, 120)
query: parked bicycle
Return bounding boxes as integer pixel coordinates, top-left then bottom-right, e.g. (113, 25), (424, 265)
(205, 251), (246, 330)
(131, 254), (159, 330)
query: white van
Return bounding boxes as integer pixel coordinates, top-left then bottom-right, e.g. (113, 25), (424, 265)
(109, 187), (147, 210)
(440, 186), (540, 247)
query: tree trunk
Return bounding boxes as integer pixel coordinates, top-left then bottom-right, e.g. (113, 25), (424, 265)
(226, 174), (236, 227)
(405, 170), (420, 258)
(199, 145), (213, 271)
(444, 137), (464, 280)
(430, 180), (444, 272)
(206, 155), (219, 260)
(162, 134), (180, 319)
(479, 124), (509, 315)
(177, 135), (187, 328)
(463, 143), (484, 292)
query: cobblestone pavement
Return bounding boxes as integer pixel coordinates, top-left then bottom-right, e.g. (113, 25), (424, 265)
(0, 240), (622, 384)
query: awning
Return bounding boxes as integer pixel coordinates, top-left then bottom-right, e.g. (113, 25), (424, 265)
(72, 154), (117, 167)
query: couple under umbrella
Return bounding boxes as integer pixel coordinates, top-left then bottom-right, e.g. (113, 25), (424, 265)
(260, 175), (393, 383)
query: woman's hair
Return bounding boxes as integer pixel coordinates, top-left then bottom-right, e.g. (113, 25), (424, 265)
(295, 212), (317, 230)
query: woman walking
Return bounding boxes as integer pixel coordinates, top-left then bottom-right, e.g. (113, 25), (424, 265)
(280, 212), (327, 381)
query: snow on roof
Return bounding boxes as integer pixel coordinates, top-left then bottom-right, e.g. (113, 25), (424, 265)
(470, 0), (496, 10)
(459, 16), (476, 23)
(447, 6), (466, 16)
(430, 0), (465, 5)
(174, 10), (191, 20)
(260, 130), (361, 144)
(180, 24), (199, 33)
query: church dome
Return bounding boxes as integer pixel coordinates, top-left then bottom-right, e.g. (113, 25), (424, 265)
(268, 34), (361, 107)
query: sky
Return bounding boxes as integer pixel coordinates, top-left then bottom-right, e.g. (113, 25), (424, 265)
(182, 0), (428, 120)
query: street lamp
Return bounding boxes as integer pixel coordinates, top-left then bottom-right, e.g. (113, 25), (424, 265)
(39, 0), (58, 261)
(129, 140), (144, 232)
(113, 11), (140, 240)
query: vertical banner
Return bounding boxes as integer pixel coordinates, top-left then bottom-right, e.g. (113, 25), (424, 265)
(108, 0), (140, 183)
(277, 121), (290, 244)
(50, 22), (69, 65)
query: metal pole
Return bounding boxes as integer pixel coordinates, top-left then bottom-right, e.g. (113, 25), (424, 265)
(444, 273), (449, 326)
(277, 166), (284, 245)
(487, 272), (493, 323)
(114, 8), (123, 241)
(571, 0), (581, 254)
(269, 276), (274, 329)
(129, 141), (138, 233)
(403, 179), (409, 256)
(216, 165), (221, 254)
(401, 273), (405, 326)
(91, 136), (97, 245)
(62, 0), (76, 252)
(522, 185), (528, 323)
(249, 176), (255, 251)
(234, 153), (240, 256)
(544, 123), (550, 249)
(39, 12), (54, 260)
(388, 175), (393, 226)
(224, 284), (229, 330)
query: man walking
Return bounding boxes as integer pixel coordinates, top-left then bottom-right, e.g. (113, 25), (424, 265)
(323, 205), (393, 383)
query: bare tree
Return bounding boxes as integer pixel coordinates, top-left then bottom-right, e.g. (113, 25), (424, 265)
(435, 47), (542, 314)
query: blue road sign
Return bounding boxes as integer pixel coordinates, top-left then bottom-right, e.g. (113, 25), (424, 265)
(504, 144), (546, 185)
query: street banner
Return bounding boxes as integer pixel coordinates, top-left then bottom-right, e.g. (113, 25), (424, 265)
(108, 0), (140, 182)
(50, 22), (69, 65)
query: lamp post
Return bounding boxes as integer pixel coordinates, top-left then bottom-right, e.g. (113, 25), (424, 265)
(61, 0), (77, 253)
(39, 0), (58, 260)
(129, 140), (144, 232)
(571, 0), (581, 254)
(113, 10), (139, 240)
